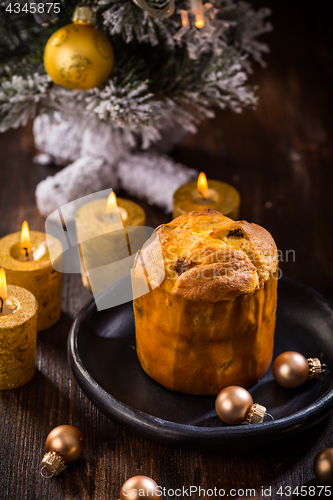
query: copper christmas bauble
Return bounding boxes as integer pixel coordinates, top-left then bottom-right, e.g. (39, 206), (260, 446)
(46, 425), (85, 464)
(215, 386), (253, 425)
(272, 351), (309, 388)
(44, 7), (114, 90)
(120, 476), (159, 499)
(314, 448), (333, 486)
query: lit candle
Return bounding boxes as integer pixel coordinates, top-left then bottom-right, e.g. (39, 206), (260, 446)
(76, 193), (146, 291)
(190, 0), (205, 28)
(105, 192), (129, 226)
(0, 222), (62, 331)
(173, 172), (240, 220)
(0, 268), (38, 390)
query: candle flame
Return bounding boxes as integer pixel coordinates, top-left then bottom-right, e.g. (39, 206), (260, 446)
(106, 192), (118, 213)
(21, 221), (31, 247)
(197, 172), (208, 197)
(195, 14), (205, 28)
(0, 268), (7, 300)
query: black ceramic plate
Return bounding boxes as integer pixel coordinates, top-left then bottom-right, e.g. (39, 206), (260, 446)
(68, 276), (333, 451)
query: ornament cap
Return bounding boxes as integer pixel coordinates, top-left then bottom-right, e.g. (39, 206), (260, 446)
(308, 358), (324, 379)
(246, 403), (267, 425)
(41, 451), (66, 478)
(72, 6), (96, 25)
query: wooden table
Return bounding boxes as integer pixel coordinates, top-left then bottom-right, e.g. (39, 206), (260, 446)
(1, 0), (333, 498)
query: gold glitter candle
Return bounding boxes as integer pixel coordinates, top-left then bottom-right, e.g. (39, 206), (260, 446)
(76, 193), (146, 291)
(0, 269), (38, 390)
(173, 172), (240, 220)
(0, 222), (62, 331)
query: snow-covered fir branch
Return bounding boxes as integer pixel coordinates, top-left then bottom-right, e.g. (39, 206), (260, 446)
(0, 0), (271, 142)
(0, 73), (51, 132)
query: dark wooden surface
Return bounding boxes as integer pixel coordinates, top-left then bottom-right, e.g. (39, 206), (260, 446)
(1, 0), (333, 499)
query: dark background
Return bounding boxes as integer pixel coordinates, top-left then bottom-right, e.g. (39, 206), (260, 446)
(1, 0), (333, 498)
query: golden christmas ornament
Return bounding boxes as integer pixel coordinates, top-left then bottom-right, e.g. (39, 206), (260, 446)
(120, 476), (159, 499)
(314, 448), (333, 486)
(40, 425), (85, 478)
(215, 386), (270, 425)
(44, 6), (114, 90)
(272, 351), (325, 389)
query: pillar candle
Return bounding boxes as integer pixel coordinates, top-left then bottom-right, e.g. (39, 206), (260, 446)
(0, 222), (62, 331)
(173, 172), (240, 220)
(76, 193), (146, 292)
(0, 268), (38, 390)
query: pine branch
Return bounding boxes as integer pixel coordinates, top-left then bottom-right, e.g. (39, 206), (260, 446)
(0, 0), (272, 144)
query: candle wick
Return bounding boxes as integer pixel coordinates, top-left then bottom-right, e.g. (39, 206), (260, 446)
(109, 210), (118, 222)
(0, 297), (3, 314)
(23, 247), (29, 257)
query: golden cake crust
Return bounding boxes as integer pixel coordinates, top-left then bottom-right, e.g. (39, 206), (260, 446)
(136, 209), (278, 302)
